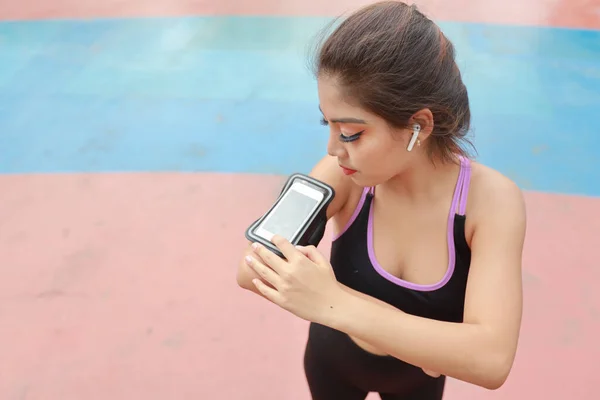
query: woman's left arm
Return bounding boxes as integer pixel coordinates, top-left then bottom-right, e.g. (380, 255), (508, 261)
(327, 179), (526, 390)
(246, 178), (526, 391)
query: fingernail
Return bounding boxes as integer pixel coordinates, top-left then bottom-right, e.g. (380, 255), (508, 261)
(251, 243), (259, 250)
(245, 255), (253, 264)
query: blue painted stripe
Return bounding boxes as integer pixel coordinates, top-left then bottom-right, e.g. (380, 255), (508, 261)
(1, 17), (599, 196)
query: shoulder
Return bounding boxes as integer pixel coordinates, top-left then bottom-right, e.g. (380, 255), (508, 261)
(308, 155), (358, 220)
(468, 161), (526, 218)
(466, 160), (527, 246)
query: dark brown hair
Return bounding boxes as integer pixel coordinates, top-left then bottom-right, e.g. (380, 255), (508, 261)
(313, 1), (473, 163)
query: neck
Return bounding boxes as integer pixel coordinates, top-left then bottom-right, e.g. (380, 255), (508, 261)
(377, 154), (461, 203)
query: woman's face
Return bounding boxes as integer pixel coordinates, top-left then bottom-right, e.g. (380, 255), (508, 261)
(317, 74), (418, 187)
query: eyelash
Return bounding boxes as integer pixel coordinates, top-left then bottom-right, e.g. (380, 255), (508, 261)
(320, 118), (363, 143)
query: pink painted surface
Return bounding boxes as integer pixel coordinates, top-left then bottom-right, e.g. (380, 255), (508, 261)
(0, 172), (305, 400)
(0, 0), (599, 29)
(0, 173), (599, 399)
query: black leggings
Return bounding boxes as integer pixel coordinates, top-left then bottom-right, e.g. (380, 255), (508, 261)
(304, 323), (445, 400)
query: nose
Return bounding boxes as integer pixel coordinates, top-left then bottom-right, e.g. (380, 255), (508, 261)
(327, 134), (346, 158)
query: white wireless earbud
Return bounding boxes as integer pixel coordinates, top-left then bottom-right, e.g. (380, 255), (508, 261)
(406, 123), (421, 152)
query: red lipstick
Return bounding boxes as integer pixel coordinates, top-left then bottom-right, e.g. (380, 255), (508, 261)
(340, 165), (357, 175)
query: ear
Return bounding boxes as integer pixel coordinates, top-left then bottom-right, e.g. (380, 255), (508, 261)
(410, 108), (434, 143)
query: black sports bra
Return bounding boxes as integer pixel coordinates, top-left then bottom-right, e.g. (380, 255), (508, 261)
(329, 156), (472, 323)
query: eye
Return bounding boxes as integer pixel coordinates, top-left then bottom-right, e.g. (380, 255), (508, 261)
(320, 117), (363, 142)
(339, 131), (363, 143)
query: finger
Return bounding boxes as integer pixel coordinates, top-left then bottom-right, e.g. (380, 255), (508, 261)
(270, 235), (301, 261)
(244, 241), (267, 266)
(252, 278), (283, 304)
(296, 245), (328, 265)
(422, 369), (441, 378)
(251, 242), (288, 274)
(245, 255), (283, 289)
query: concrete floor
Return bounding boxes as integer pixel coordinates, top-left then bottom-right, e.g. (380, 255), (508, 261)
(1, 0), (599, 399)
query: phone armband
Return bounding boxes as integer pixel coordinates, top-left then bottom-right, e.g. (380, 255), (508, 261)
(245, 173), (335, 258)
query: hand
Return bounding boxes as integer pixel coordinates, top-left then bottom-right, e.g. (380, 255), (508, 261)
(245, 235), (345, 324)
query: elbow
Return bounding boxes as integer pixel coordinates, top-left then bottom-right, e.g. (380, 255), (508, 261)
(236, 245), (259, 291)
(235, 258), (251, 289)
(236, 257), (261, 292)
(475, 352), (515, 390)
(480, 371), (508, 391)
(236, 268), (253, 290)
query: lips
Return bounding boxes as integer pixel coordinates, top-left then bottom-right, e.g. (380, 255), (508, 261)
(340, 165), (357, 175)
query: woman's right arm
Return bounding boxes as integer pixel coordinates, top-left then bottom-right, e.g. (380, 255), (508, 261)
(236, 155), (352, 296)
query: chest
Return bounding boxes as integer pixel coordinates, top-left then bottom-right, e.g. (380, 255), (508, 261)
(329, 198), (471, 323)
(330, 232), (469, 322)
(369, 197), (456, 287)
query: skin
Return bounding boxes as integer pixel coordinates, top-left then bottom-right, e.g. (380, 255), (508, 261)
(236, 74), (526, 390)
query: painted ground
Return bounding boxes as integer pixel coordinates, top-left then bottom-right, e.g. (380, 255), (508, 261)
(1, 0), (599, 399)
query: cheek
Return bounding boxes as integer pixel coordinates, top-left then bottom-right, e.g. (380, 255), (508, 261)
(353, 140), (399, 171)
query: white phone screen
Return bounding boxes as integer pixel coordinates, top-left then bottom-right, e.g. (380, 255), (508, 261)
(255, 181), (324, 242)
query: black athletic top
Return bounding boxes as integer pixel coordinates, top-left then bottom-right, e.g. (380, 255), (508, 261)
(330, 156), (472, 323)
(302, 157), (473, 397)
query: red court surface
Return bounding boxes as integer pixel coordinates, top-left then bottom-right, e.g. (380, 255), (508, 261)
(1, 173), (599, 399)
(1, 0), (600, 29)
(2, 0), (600, 398)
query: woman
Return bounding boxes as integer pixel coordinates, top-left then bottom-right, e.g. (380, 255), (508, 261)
(236, 1), (526, 399)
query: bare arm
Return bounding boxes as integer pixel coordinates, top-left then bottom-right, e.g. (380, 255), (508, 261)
(236, 155), (352, 295)
(324, 175), (526, 389)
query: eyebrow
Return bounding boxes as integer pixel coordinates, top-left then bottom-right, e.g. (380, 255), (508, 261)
(319, 106), (367, 124)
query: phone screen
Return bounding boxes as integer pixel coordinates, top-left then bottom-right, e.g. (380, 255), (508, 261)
(255, 182), (324, 242)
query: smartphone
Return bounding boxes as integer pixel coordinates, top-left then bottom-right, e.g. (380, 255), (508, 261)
(245, 173), (335, 257)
